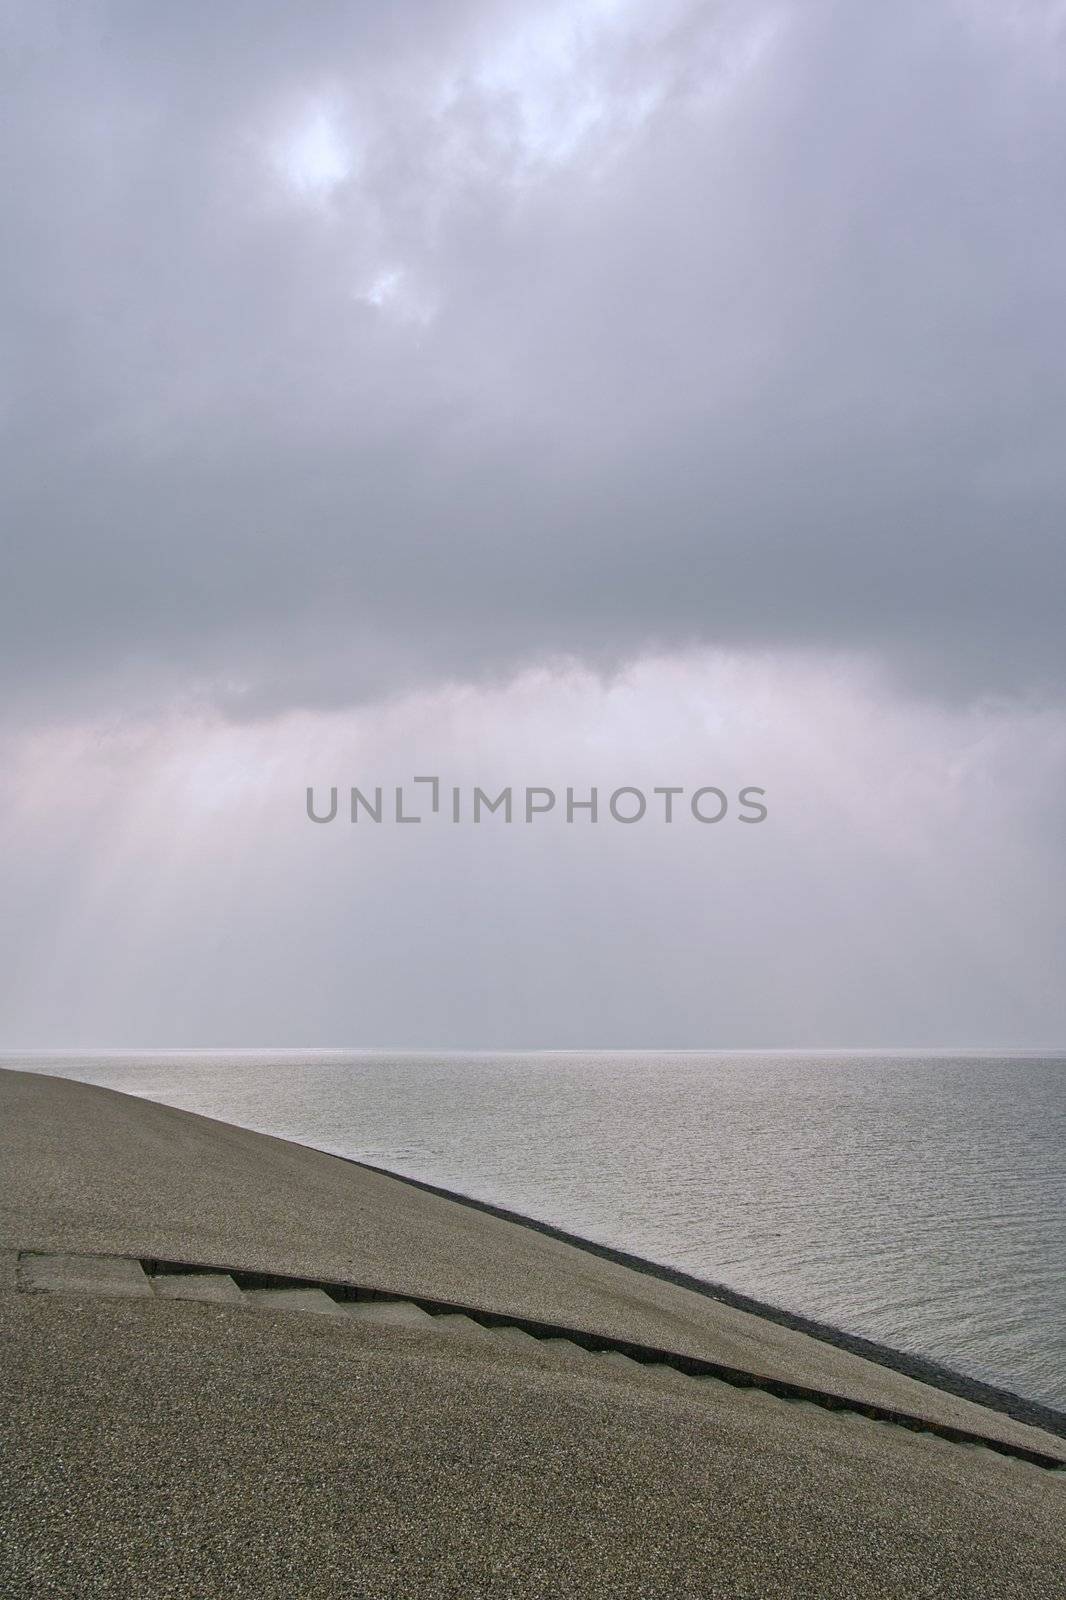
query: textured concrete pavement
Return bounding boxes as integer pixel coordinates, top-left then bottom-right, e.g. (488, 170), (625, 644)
(1, 1067), (1064, 1597)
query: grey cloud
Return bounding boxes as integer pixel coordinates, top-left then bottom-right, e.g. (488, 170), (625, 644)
(3, 0), (1066, 721)
(3, 652), (1065, 1047)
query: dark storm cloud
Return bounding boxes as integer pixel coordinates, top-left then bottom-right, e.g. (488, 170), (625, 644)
(3, 0), (1065, 719)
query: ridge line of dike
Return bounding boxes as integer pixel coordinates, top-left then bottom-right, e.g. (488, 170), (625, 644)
(318, 1145), (1066, 1446)
(7, 1074), (1062, 1447)
(25, 1247), (1065, 1474)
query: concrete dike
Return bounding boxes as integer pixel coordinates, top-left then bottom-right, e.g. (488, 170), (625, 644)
(2, 1067), (1064, 1598)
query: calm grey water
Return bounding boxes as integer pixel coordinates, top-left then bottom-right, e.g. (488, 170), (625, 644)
(9, 1050), (1066, 1411)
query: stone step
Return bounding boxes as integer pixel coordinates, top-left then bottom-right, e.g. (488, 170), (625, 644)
(431, 1311), (491, 1338)
(491, 1324), (540, 1349)
(523, 1335), (593, 1370)
(343, 1299), (436, 1331)
(643, 1363), (699, 1395)
(18, 1252), (151, 1298)
(734, 1384), (782, 1409)
(244, 1286), (344, 1317)
(597, 1349), (643, 1373)
(151, 1272), (244, 1305)
(540, 1335), (588, 1360)
(692, 1372), (736, 1393)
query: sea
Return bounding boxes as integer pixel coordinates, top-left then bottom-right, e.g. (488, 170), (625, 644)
(9, 1049), (1065, 1412)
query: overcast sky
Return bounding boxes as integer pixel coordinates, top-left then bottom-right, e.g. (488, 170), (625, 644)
(2, 0), (1065, 1048)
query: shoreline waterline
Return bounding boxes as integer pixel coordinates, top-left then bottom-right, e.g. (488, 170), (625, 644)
(21, 1059), (1059, 1442)
(7, 1062), (1066, 1598)
(6, 1053), (1065, 1428)
(295, 1136), (1066, 1446)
